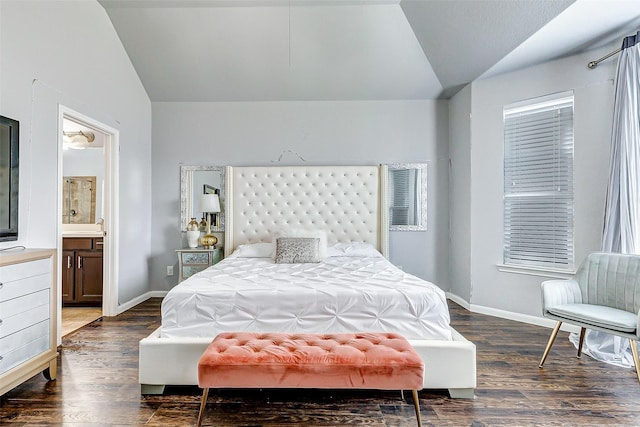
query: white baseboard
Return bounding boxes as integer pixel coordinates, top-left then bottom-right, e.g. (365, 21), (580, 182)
(117, 290), (167, 315)
(446, 292), (470, 310)
(446, 292), (580, 333)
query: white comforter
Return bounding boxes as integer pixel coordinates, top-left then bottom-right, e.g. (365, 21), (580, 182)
(161, 253), (452, 341)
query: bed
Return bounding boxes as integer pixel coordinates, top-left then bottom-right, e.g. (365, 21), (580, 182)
(139, 165), (476, 398)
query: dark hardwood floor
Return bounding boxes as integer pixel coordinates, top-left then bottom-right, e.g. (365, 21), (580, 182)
(2, 298), (640, 426)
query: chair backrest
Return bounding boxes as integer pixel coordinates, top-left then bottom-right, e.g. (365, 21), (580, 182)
(575, 252), (640, 314)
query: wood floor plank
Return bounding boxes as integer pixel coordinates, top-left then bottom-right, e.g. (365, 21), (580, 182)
(61, 307), (103, 337)
(2, 298), (640, 426)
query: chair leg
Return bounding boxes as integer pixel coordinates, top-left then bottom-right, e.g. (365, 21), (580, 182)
(196, 388), (209, 427)
(577, 327), (586, 358)
(411, 389), (422, 426)
(629, 339), (640, 385)
(539, 321), (562, 368)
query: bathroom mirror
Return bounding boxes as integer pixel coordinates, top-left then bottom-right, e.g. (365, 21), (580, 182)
(180, 165), (225, 231)
(388, 163), (427, 231)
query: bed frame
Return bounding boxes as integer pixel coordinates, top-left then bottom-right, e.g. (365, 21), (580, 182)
(139, 165), (476, 398)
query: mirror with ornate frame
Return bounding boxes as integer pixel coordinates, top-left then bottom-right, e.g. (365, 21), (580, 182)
(388, 163), (427, 231)
(180, 165), (225, 231)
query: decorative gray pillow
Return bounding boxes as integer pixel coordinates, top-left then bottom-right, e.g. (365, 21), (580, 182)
(275, 237), (321, 264)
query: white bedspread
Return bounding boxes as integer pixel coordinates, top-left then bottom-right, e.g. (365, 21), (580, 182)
(161, 253), (452, 341)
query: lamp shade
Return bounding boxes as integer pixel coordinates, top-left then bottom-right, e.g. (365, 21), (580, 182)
(200, 193), (220, 213)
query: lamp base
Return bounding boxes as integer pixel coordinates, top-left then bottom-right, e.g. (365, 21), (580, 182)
(201, 234), (218, 249)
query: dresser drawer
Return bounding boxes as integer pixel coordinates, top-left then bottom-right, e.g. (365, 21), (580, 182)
(0, 258), (50, 284)
(0, 290), (49, 338)
(0, 334), (49, 375)
(0, 272), (51, 303)
(0, 320), (49, 357)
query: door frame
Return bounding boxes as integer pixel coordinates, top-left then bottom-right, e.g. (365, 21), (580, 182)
(58, 106), (119, 330)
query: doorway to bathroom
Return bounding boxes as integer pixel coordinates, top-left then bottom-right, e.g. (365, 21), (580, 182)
(59, 106), (119, 339)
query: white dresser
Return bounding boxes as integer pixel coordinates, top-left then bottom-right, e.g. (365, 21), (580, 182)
(0, 249), (57, 396)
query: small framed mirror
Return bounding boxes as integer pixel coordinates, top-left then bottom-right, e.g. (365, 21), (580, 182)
(388, 163), (427, 231)
(180, 165), (225, 231)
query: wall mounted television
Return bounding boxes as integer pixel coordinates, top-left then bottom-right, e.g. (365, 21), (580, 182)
(0, 115), (19, 242)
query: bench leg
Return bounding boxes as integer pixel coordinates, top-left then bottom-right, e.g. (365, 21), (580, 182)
(197, 388), (209, 427)
(411, 389), (422, 426)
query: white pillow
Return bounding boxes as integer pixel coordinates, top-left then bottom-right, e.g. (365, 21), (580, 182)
(326, 242), (381, 257)
(276, 228), (327, 259)
(232, 242), (275, 258)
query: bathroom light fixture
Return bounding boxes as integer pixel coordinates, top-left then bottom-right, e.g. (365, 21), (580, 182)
(63, 130), (95, 143)
(63, 131), (96, 149)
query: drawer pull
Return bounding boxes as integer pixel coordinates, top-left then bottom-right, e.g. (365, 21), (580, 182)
(95, 240), (104, 246)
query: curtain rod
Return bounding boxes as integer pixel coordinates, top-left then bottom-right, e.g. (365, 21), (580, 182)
(587, 47), (622, 69)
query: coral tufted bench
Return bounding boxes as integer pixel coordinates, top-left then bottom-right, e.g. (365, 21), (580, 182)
(196, 331), (425, 426)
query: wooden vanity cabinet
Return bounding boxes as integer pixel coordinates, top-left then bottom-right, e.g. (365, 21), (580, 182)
(62, 237), (103, 306)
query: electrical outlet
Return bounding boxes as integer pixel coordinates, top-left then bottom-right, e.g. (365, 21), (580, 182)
(167, 265), (174, 276)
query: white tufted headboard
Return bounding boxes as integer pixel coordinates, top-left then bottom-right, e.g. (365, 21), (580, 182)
(224, 165), (389, 258)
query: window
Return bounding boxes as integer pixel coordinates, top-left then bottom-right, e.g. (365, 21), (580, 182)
(503, 92), (574, 270)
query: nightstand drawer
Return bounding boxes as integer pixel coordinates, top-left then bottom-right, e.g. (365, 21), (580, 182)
(181, 252), (211, 265)
(183, 265), (208, 279)
(176, 248), (223, 283)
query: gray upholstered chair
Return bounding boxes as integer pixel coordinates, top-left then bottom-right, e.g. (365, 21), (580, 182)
(538, 252), (640, 383)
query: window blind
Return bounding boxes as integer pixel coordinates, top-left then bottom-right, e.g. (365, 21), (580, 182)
(503, 94), (574, 270)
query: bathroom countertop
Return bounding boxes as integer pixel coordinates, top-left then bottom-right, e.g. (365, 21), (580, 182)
(62, 231), (104, 238)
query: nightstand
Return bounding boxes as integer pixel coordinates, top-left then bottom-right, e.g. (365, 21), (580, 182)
(176, 247), (223, 282)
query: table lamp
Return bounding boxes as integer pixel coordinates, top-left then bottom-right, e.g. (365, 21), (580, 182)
(200, 193), (220, 249)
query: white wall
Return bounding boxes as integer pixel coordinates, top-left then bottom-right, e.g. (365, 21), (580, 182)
(151, 100), (449, 290)
(449, 44), (617, 318)
(0, 1), (152, 305)
(448, 84), (472, 302)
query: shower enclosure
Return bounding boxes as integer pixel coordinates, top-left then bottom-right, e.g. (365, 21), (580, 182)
(62, 176), (96, 224)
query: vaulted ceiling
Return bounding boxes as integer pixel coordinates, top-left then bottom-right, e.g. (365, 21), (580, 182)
(98, 0), (640, 102)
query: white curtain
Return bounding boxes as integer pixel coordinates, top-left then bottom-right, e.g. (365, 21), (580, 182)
(573, 32), (640, 368)
(602, 32), (640, 254)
